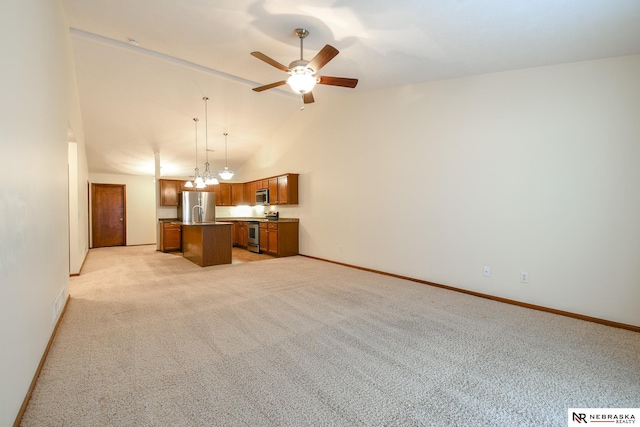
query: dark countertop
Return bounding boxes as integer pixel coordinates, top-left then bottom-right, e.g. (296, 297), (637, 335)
(216, 217), (299, 223)
(174, 221), (232, 226)
(159, 218), (299, 224)
(158, 219), (231, 226)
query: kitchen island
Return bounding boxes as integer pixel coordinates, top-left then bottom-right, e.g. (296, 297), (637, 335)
(180, 222), (232, 267)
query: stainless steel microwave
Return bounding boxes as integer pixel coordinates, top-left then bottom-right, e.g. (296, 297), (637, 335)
(256, 188), (269, 205)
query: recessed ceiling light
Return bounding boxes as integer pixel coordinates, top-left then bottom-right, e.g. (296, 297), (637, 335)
(127, 38), (140, 47)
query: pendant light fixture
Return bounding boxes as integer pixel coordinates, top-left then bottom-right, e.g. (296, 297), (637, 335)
(201, 96), (218, 185)
(185, 118), (206, 189)
(218, 132), (234, 180)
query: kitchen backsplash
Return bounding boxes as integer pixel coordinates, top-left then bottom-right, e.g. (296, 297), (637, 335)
(217, 204), (296, 218)
(158, 204), (295, 220)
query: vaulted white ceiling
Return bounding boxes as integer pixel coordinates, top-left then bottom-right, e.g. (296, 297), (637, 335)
(61, 0), (640, 178)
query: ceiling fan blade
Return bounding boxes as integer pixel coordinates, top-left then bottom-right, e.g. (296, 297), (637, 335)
(252, 81), (287, 92)
(303, 92), (315, 104)
(307, 45), (339, 73)
(317, 76), (358, 88)
(250, 52), (290, 72)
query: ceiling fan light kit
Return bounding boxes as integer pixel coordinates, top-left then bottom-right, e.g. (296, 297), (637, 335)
(251, 28), (358, 104)
(287, 70), (317, 94)
(185, 28), (355, 183)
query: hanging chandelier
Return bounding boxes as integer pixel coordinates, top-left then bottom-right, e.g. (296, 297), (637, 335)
(201, 96), (218, 185)
(218, 132), (234, 180)
(184, 118), (206, 188)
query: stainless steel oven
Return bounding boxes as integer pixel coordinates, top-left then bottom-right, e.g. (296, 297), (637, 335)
(247, 221), (260, 253)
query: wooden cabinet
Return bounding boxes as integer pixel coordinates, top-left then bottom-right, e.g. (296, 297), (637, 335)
(160, 173), (298, 207)
(259, 221), (298, 257)
(276, 221), (299, 256)
(231, 183), (244, 206)
(267, 223), (278, 256)
(259, 223), (268, 253)
(160, 222), (181, 252)
(232, 222), (239, 246)
(182, 223), (232, 267)
(160, 179), (182, 206)
(277, 174), (298, 205)
(232, 221), (248, 247)
(244, 181), (255, 205)
(239, 222), (248, 247)
(268, 178), (278, 204)
(209, 183), (231, 206)
(160, 179), (208, 206)
(264, 174), (298, 205)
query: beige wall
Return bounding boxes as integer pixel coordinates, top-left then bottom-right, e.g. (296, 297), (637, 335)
(0, 0), (86, 423)
(67, 41), (90, 274)
(238, 55), (640, 327)
(90, 173), (158, 246)
(68, 141), (90, 274)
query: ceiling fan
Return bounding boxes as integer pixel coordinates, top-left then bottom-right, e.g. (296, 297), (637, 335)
(251, 28), (358, 104)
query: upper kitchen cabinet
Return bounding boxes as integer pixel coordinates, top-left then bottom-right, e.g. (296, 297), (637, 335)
(160, 179), (210, 206)
(277, 173), (298, 205)
(159, 179), (181, 206)
(215, 183), (232, 206)
(244, 181), (256, 205)
(246, 174), (298, 205)
(231, 183), (245, 206)
(268, 178), (278, 203)
(159, 174), (298, 207)
(267, 173), (298, 205)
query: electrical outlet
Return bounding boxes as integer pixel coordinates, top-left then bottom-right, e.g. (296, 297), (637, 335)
(483, 266), (491, 277)
(520, 272), (529, 283)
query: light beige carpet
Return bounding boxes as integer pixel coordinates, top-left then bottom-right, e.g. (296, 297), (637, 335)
(21, 246), (640, 426)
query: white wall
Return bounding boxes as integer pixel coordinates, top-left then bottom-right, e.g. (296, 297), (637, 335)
(68, 47), (90, 274)
(239, 55), (640, 327)
(90, 173), (157, 246)
(0, 0), (84, 423)
(69, 140), (89, 274)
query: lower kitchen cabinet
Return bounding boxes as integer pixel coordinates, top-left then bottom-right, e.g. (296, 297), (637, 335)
(233, 221), (248, 247)
(259, 223), (268, 253)
(160, 222), (181, 252)
(259, 221), (298, 257)
(267, 223), (278, 256)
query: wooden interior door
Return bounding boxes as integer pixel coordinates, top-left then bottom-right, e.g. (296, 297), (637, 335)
(91, 184), (126, 248)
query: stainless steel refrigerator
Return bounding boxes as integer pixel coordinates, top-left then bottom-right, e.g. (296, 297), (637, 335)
(177, 191), (216, 223)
